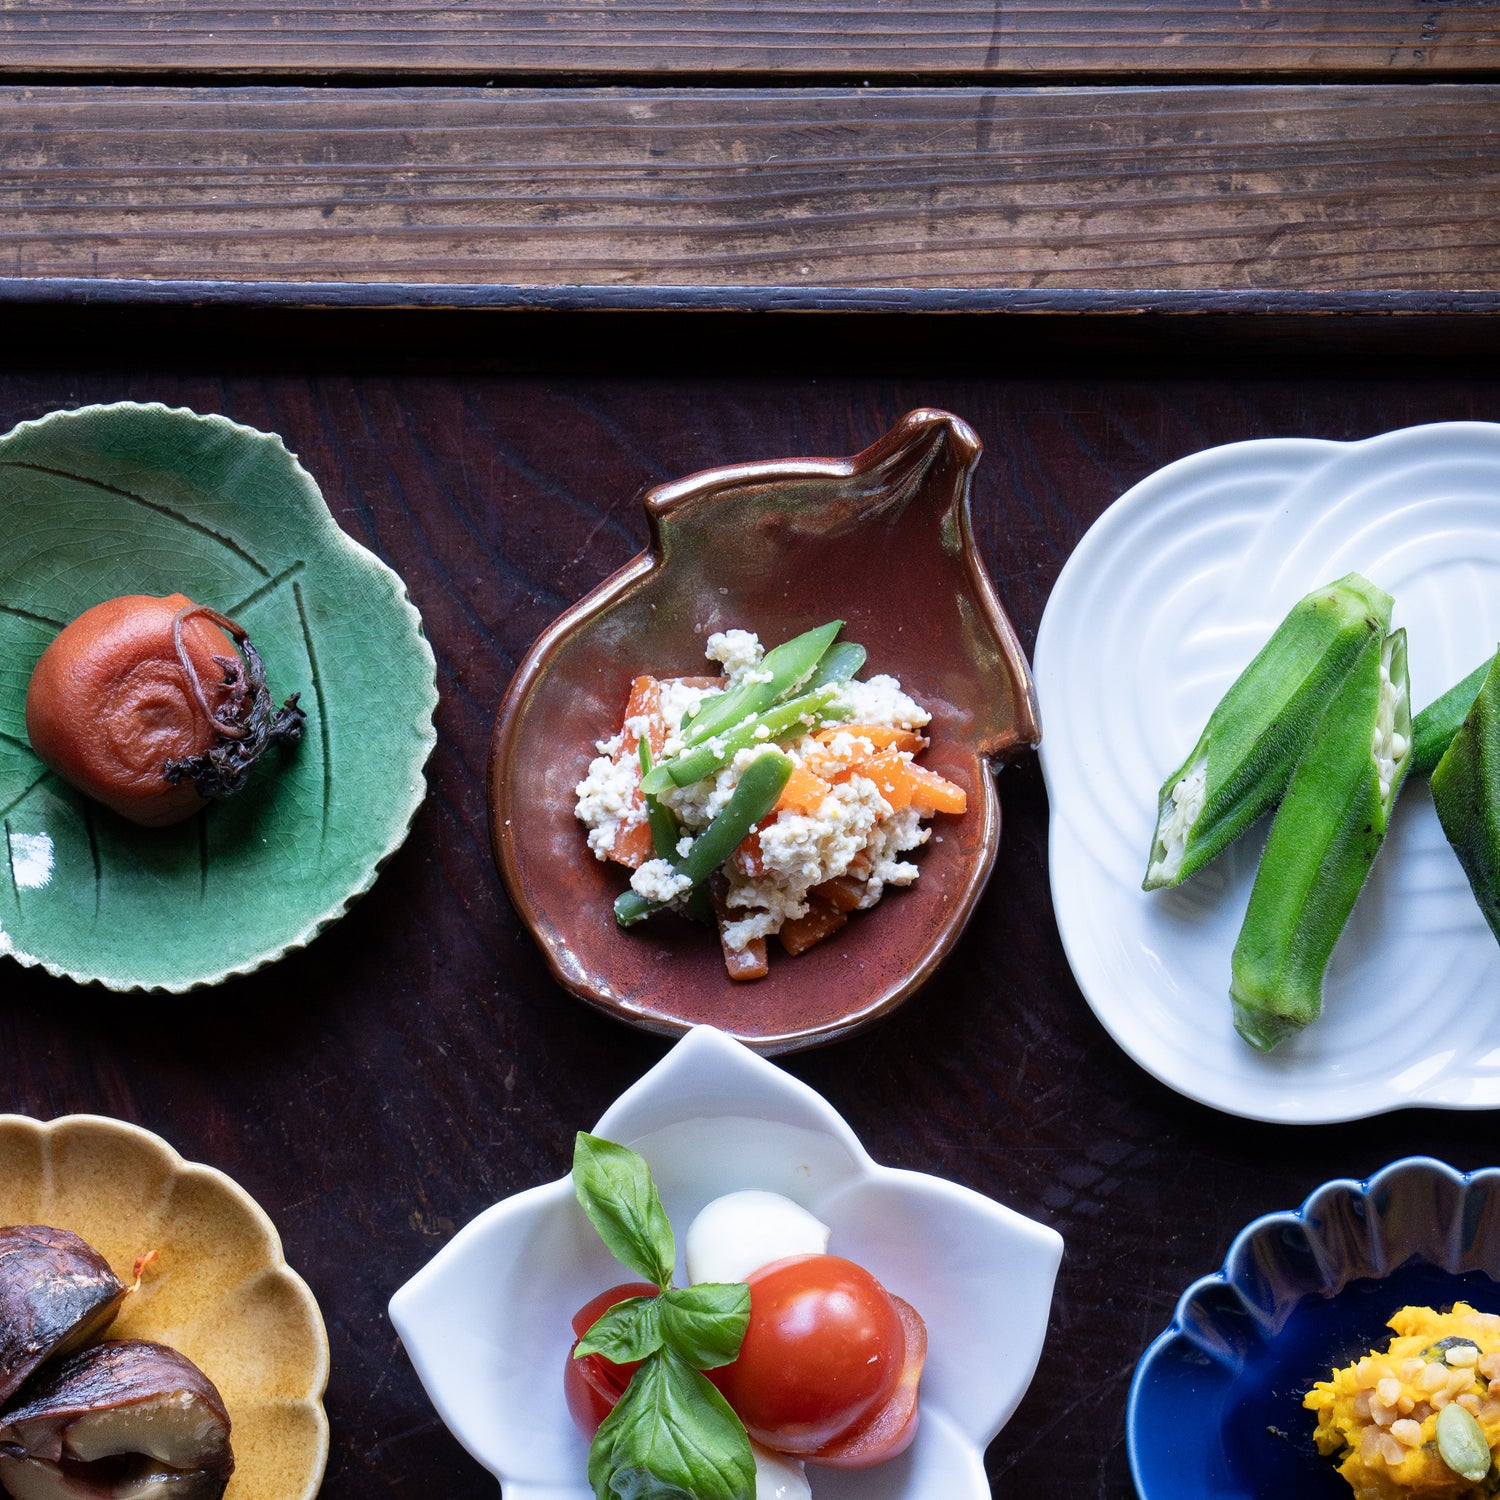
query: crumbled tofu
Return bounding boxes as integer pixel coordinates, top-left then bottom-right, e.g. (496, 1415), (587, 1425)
(574, 736), (644, 859)
(630, 859), (694, 904)
(832, 674), (930, 731)
(574, 628), (955, 955)
(706, 629), (764, 684)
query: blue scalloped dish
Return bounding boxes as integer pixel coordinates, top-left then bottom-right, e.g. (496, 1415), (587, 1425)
(1128, 1158), (1500, 1499)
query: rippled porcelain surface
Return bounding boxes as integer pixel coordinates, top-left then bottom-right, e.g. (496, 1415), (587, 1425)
(390, 1025), (1064, 1500)
(1129, 1157), (1500, 1500)
(0, 1113), (330, 1500)
(1035, 422), (1500, 1122)
(488, 409), (1039, 1052)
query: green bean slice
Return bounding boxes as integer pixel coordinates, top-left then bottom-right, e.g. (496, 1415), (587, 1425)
(679, 621), (842, 749)
(640, 686), (844, 795)
(614, 751), (793, 927)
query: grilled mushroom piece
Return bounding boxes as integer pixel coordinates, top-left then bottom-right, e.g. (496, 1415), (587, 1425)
(0, 1227), (127, 1406)
(0, 1340), (233, 1500)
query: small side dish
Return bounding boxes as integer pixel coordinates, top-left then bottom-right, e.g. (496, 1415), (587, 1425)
(1036, 422), (1500, 1121)
(25, 593), (304, 828)
(564, 1135), (926, 1500)
(0, 402), (438, 991)
(1141, 572), (1413, 1051)
(0, 1114), (329, 1500)
(489, 409), (1038, 1051)
(0, 1222), (234, 1500)
(573, 623), (965, 980)
(391, 1025), (1063, 1500)
(1307, 1304), (1500, 1498)
(1128, 1158), (1500, 1500)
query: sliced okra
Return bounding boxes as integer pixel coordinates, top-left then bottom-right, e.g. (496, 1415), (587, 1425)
(1430, 647), (1500, 945)
(1230, 627), (1412, 1051)
(1411, 656), (1491, 779)
(1144, 573), (1393, 890)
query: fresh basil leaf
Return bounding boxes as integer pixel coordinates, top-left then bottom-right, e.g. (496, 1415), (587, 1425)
(576, 1296), (665, 1364)
(573, 1134), (676, 1289)
(658, 1283), (750, 1371)
(588, 1348), (755, 1500)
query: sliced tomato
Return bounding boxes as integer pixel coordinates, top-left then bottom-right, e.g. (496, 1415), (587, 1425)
(808, 1290), (926, 1467)
(711, 1254), (920, 1457)
(562, 1281), (658, 1439)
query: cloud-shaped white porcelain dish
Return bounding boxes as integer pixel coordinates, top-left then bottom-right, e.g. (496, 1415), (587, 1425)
(1036, 421), (1500, 1123)
(389, 1026), (1063, 1500)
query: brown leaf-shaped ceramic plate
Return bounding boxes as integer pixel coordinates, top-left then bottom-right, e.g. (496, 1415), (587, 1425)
(488, 409), (1039, 1053)
(0, 1114), (330, 1500)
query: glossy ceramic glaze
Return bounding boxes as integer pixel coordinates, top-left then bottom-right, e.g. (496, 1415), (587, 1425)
(0, 402), (439, 991)
(1036, 421), (1500, 1121)
(0, 1113), (330, 1500)
(488, 409), (1039, 1052)
(1129, 1157), (1500, 1500)
(390, 1025), (1063, 1500)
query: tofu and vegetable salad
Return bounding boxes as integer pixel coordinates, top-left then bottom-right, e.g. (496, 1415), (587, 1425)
(573, 621), (966, 979)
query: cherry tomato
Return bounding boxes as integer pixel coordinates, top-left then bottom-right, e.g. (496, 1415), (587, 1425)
(712, 1254), (912, 1456)
(562, 1282), (657, 1439)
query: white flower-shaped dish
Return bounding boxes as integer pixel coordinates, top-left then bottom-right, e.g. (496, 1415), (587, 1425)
(389, 1026), (1063, 1500)
(1035, 421), (1500, 1124)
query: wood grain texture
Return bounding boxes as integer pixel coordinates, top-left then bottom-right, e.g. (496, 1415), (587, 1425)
(1, 1), (1498, 79)
(4, 84), (1500, 292)
(1, 342), (1498, 1499)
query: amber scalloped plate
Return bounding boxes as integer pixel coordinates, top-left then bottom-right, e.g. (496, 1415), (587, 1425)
(488, 409), (1039, 1053)
(0, 1114), (330, 1500)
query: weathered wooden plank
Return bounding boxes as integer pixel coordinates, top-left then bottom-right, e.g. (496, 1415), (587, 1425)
(3, 85), (1499, 292)
(0, 3), (1497, 79)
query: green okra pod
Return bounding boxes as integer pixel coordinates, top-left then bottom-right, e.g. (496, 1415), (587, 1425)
(1230, 627), (1412, 1051)
(1410, 657), (1491, 779)
(1144, 572), (1393, 890)
(1430, 646), (1500, 944)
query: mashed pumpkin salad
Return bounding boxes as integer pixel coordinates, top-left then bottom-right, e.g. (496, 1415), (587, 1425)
(1306, 1303), (1500, 1499)
(573, 621), (966, 980)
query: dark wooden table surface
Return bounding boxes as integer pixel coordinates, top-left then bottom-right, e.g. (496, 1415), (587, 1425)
(3, 4), (1500, 1497)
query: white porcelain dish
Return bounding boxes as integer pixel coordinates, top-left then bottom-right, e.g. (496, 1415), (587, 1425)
(1035, 421), (1500, 1124)
(389, 1025), (1063, 1500)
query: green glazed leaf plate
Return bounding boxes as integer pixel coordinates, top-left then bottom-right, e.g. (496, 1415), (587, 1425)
(0, 403), (438, 991)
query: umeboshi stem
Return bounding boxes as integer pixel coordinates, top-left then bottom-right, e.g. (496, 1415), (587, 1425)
(164, 603), (306, 801)
(172, 602), (250, 740)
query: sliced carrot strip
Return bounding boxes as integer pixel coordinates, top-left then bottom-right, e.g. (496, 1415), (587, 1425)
(847, 746), (915, 811)
(620, 675), (668, 757)
(610, 819), (657, 870)
(773, 762), (833, 815)
(811, 875), (865, 913)
(815, 724), (926, 754)
(710, 879), (769, 980)
(731, 830), (765, 878)
(779, 893), (849, 956)
(906, 762), (967, 815)
(722, 938), (769, 981)
(603, 676), (667, 868)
